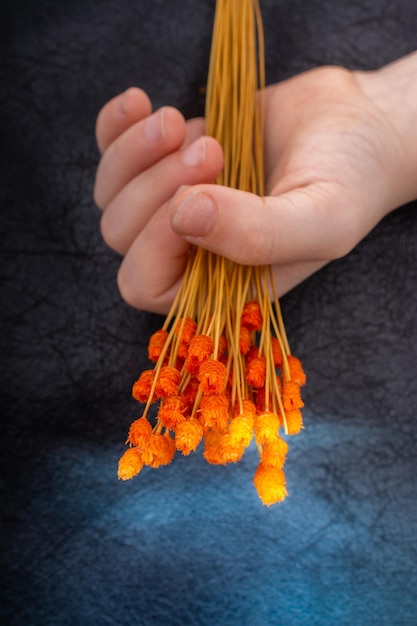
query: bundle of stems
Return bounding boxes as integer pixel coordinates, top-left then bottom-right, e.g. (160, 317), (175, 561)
(118, 0), (306, 506)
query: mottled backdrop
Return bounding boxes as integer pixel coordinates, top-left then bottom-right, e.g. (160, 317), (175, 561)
(1, 1), (417, 624)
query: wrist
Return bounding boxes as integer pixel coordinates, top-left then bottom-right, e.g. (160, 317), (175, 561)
(354, 51), (417, 210)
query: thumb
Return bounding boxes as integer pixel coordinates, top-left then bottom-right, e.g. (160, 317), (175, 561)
(168, 183), (359, 265)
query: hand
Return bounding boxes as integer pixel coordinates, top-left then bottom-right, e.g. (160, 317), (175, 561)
(94, 55), (417, 314)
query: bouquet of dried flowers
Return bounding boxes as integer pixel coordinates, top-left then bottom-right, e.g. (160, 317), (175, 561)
(118, 0), (306, 506)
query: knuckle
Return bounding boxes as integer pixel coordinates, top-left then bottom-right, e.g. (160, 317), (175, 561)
(231, 223), (270, 265)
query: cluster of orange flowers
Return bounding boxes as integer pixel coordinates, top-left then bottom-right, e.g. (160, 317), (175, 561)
(118, 0), (307, 506)
(118, 293), (306, 506)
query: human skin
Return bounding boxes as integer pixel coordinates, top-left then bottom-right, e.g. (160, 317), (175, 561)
(94, 51), (417, 315)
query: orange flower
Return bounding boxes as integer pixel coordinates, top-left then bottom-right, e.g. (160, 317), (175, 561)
(155, 366), (181, 398)
(254, 411), (280, 444)
(198, 359), (227, 394)
(287, 355), (306, 386)
(239, 326), (252, 355)
(118, 0), (307, 507)
(175, 317), (197, 344)
(181, 378), (200, 410)
(157, 396), (187, 430)
(285, 409), (304, 436)
(175, 419), (204, 455)
(229, 415), (254, 447)
(141, 433), (176, 468)
(217, 433), (245, 463)
(177, 341), (189, 361)
(126, 415), (153, 448)
(241, 300), (263, 331)
(245, 354), (266, 388)
(233, 399), (256, 419)
(148, 329), (169, 362)
(261, 437), (289, 469)
(132, 369), (156, 403)
(188, 334), (214, 359)
(203, 431), (224, 465)
(185, 334), (214, 374)
(271, 337), (283, 367)
(253, 463), (288, 506)
(283, 381), (304, 412)
(118, 448), (144, 481)
(199, 393), (230, 430)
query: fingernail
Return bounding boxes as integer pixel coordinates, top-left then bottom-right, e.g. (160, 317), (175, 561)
(143, 109), (165, 141)
(172, 191), (216, 238)
(117, 91), (128, 116)
(181, 137), (207, 168)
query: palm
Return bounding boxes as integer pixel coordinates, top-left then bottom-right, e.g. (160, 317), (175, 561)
(264, 67), (392, 213)
(244, 66), (403, 296)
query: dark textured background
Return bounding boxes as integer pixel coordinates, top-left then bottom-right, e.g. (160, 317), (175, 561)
(1, 1), (417, 624)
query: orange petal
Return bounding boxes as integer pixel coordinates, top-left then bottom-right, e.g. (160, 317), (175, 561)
(285, 409), (304, 436)
(155, 366), (181, 398)
(287, 355), (306, 386)
(188, 334), (214, 359)
(126, 415), (153, 448)
(175, 419), (204, 455)
(253, 463), (288, 506)
(245, 355), (267, 388)
(271, 337), (283, 367)
(157, 396), (187, 430)
(229, 415), (254, 447)
(118, 448), (144, 480)
(239, 326), (253, 355)
(234, 399), (257, 419)
(241, 300), (263, 331)
(261, 437), (289, 469)
(148, 329), (169, 362)
(185, 334), (214, 374)
(174, 318), (197, 344)
(198, 359), (227, 395)
(254, 411), (280, 444)
(142, 433), (176, 468)
(132, 370), (156, 403)
(199, 393), (230, 430)
(283, 381), (304, 412)
(203, 431), (224, 465)
(217, 433), (245, 463)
